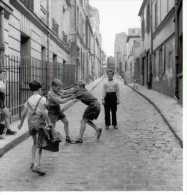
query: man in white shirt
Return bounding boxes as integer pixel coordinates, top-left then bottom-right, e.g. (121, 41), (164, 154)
(102, 69), (120, 130)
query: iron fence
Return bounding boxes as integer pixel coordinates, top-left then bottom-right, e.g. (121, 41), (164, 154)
(0, 55), (77, 121)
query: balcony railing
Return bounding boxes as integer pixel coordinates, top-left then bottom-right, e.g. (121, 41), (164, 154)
(62, 31), (68, 43)
(52, 18), (59, 36)
(20, 0), (34, 11)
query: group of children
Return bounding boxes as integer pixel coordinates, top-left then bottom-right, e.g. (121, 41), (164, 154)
(17, 78), (102, 175)
(0, 66), (119, 176)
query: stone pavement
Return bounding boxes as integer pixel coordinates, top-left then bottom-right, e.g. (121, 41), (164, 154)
(0, 78), (103, 157)
(0, 78), (182, 191)
(127, 82), (183, 146)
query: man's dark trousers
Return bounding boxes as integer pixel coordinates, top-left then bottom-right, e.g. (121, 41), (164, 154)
(104, 92), (117, 127)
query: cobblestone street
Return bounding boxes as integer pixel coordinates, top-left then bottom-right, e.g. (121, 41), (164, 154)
(0, 79), (182, 191)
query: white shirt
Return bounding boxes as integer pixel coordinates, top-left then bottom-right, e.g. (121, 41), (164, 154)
(24, 94), (47, 116)
(102, 79), (120, 101)
(0, 80), (6, 93)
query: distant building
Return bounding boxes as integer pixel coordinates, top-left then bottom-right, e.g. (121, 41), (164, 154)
(88, 5), (102, 79)
(114, 32), (127, 75)
(125, 28), (141, 83)
(106, 56), (115, 72)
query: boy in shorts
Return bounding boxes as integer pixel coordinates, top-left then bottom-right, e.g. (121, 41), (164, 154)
(0, 68), (16, 139)
(69, 81), (102, 143)
(47, 79), (74, 143)
(18, 80), (50, 176)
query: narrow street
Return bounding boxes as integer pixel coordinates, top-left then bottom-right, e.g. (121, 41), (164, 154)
(0, 79), (182, 191)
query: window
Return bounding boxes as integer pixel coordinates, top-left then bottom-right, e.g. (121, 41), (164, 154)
(146, 4), (150, 33)
(52, 18), (59, 36)
(158, 47), (162, 75)
(153, 51), (156, 76)
(141, 16), (145, 40)
(80, 0), (83, 6)
(154, 1), (158, 29)
(159, 45), (166, 77)
(62, 31), (68, 43)
(125, 62), (127, 72)
(20, 0), (34, 11)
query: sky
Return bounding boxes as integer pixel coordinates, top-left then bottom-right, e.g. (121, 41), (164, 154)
(89, 0), (143, 57)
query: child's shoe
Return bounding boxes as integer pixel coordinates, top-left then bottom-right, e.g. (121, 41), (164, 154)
(105, 126), (109, 130)
(31, 166), (46, 176)
(65, 136), (73, 143)
(75, 138), (83, 144)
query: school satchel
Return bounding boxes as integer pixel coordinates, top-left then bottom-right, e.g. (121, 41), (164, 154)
(27, 96), (45, 133)
(0, 123), (5, 135)
(42, 127), (62, 152)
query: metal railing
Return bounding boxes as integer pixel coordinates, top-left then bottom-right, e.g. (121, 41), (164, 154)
(0, 55), (77, 120)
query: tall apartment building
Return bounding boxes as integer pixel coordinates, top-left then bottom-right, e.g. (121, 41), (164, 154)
(126, 28), (141, 83)
(1, 0), (71, 62)
(114, 32), (127, 75)
(88, 5), (102, 79)
(151, 0), (176, 97)
(138, 0), (182, 102)
(106, 56), (115, 72)
(138, 0), (152, 87)
(70, 0), (102, 81)
(0, 0), (103, 119)
(0, 0), (76, 119)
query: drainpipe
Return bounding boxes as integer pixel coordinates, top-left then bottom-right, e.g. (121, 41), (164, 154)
(47, 0), (49, 62)
(149, 0), (153, 89)
(46, 0), (50, 90)
(0, 9), (5, 57)
(174, 0), (179, 99)
(74, 0), (78, 81)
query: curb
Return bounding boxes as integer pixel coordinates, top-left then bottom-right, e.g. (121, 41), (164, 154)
(127, 85), (183, 148)
(0, 78), (103, 157)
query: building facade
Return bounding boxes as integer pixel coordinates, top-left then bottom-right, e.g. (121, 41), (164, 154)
(125, 28), (141, 83)
(175, 0), (183, 103)
(70, 1), (102, 81)
(0, 0), (103, 119)
(106, 56), (115, 72)
(151, 0), (176, 97)
(1, 0), (71, 62)
(138, 0), (152, 87)
(114, 32), (127, 75)
(88, 5), (102, 79)
(137, 0), (182, 102)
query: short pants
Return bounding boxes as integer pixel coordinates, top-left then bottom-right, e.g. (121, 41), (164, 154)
(47, 104), (66, 123)
(83, 101), (101, 121)
(0, 92), (5, 109)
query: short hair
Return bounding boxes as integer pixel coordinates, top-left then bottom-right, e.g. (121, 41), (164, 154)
(51, 79), (63, 87)
(29, 80), (42, 91)
(106, 69), (114, 75)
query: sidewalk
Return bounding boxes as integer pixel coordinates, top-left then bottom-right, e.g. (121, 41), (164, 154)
(128, 83), (183, 147)
(0, 78), (103, 157)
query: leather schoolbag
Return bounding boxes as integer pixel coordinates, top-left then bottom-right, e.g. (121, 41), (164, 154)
(27, 96), (45, 131)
